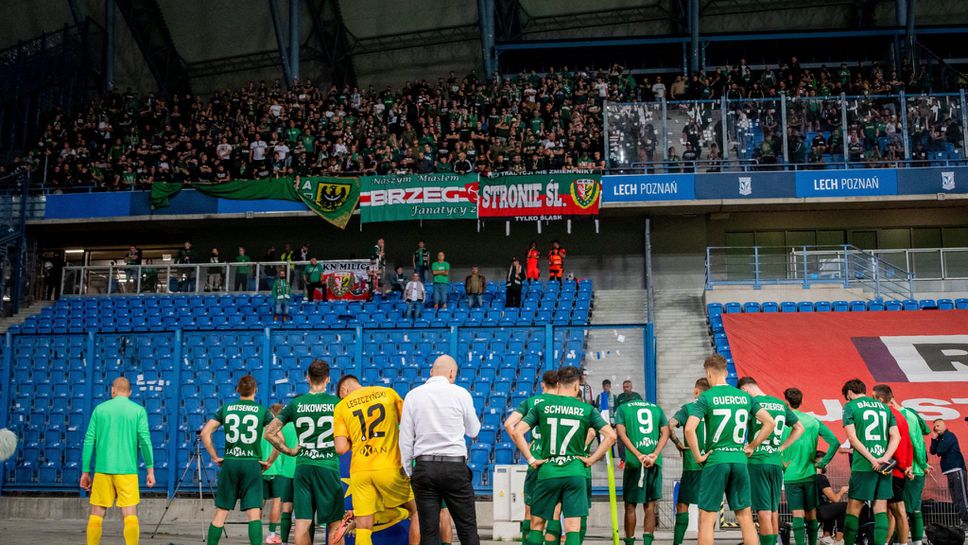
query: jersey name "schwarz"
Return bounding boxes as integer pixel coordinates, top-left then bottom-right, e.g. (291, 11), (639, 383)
(545, 405), (585, 416)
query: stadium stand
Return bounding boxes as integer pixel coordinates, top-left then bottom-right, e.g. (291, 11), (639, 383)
(6, 60), (967, 190)
(5, 279), (592, 492)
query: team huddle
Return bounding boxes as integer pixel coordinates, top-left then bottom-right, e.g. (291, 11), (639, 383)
(505, 354), (933, 545)
(80, 353), (934, 545)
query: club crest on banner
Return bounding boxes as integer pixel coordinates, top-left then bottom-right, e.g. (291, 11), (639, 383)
(570, 178), (601, 209)
(941, 171), (955, 191)
(314, 180), (354, 211)
(738, 176), (752, 196)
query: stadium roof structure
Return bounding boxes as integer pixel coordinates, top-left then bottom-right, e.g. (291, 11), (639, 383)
(1, 0), (967, 94)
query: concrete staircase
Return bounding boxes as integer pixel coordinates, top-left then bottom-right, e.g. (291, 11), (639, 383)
(0, 300), (51, 334)
(652, 287), (711, 524)
(585, 289), (649, 489)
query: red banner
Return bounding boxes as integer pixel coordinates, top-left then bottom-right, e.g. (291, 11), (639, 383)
(478, 172), (602, 220)
(724, 310), (968, 460)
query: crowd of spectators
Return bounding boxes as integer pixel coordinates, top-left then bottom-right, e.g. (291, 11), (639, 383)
(5, 67), (616, 191)
(6, 58), (962, 189)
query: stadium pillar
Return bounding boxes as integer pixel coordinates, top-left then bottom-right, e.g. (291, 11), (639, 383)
(905, 0), (917, 61)
(477, 0), (496, 78)
(688, 0), (700, 73)
(780, 93), (790, 164)
(103, 0), (115, 92)
(289, 0), (300, 84)
(268, 0), (294, 87)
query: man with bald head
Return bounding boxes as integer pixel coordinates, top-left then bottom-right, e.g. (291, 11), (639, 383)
(400, 355), (482, 545)
(80, 377), (155, 545)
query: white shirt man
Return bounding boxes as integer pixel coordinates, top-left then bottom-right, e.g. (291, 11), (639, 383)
(250, 138), (268, 162)
(399, 356), (482, 545)
(651, 78), (666, 100)
(273, 142), (290, 161)
(399, 358), (480, 472)
(403, 276), (425, 302)
(216, 142), (233, 161)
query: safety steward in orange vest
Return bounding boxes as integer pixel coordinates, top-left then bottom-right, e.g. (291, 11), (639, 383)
(548, 240), (566, 282)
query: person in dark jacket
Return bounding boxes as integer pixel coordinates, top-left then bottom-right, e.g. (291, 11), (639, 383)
(930, 420), (968, 526)
(505, 257), (524, 307)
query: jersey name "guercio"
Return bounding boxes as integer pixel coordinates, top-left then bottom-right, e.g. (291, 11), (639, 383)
(545, 405), (585, 416)
(713, 396), (748, 405)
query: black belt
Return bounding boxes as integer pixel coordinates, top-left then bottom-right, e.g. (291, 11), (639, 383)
(415, 455), (466, 463)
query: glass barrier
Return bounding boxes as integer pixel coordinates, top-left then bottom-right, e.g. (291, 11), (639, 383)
(608, 92), (968, 172)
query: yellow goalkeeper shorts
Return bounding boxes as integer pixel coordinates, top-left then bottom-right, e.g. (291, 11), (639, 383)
(90, 473), (140, 508)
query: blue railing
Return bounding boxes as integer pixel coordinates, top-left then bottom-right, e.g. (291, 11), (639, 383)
(704, 244), (914, 300)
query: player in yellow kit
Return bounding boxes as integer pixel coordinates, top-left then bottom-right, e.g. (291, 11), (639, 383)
(332, 375), (419, 545)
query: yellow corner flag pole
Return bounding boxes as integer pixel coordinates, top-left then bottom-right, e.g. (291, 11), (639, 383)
(606, 449), (621, 545)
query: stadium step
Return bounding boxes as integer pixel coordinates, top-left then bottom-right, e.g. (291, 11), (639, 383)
(590, 289), (648, 324)
(651, 287), (710, 523)
(0, 300), (52, 334)
(584, 289), (648, 489)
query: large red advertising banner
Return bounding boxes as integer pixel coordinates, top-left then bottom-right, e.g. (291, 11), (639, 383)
(723, 310), (968, 456)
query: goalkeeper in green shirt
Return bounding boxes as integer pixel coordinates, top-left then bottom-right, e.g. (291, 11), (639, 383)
(781, 388), (839, 545)
(80, 377), (155, 545)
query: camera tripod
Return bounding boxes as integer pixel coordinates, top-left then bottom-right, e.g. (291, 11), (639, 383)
(151, 430), (225, 540)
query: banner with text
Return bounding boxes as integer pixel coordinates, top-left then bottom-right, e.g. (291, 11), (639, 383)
(479, 172), (602, 219)
(725, 311), (968, 482)
(359, 173), (478, 223)
(604, 173), (696, 202)
(321, 259), (371, 301)
(794, 168), (898, 198)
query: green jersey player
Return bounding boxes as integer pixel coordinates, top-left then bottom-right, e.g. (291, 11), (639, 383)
(615, 397), (670, 545)
(201, 375), (275, 545)
(667, 377), (710, 545)
(781, 387), (839, 545)
(264, 360), (344, 545)
(503, 370), (559, 543)
(897, 401), (930, 545)
(738, 377), (803, 545)
(840, 379), (900, 545)
(685, 355), (775, 545)
(261, 403), (297, 544)
(511, 366), (616, 545)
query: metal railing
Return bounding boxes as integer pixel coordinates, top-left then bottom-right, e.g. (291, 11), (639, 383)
(870, 247), (968, 281)
(61, 260), (315, 296)
(606, 91), (968, 173)
(705, 244), (914, 300)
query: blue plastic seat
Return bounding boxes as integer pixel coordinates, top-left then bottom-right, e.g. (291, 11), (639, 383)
(762, 302), (779, 313)
(937, 298), (954, 310)
(797, 302), (814, 312)
(902, 299), (919, 311)
(814, 301), (832, 312)
(885, 300), (903, 311)
(741, 302), (760, 313)
(832, 301), (849, 312)
(724, 302), (742, 314)
(918, 299), (937, 310)
(780, 302), (797, 313)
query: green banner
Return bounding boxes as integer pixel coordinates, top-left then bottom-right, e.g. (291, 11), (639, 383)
(150, 177), (360, 229)
(358, 173), (479, 223)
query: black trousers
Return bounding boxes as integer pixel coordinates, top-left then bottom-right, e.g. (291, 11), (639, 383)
(817, 502), (847, 534)
(411, 460), (480, 545)
(505, 286), (521, 307)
